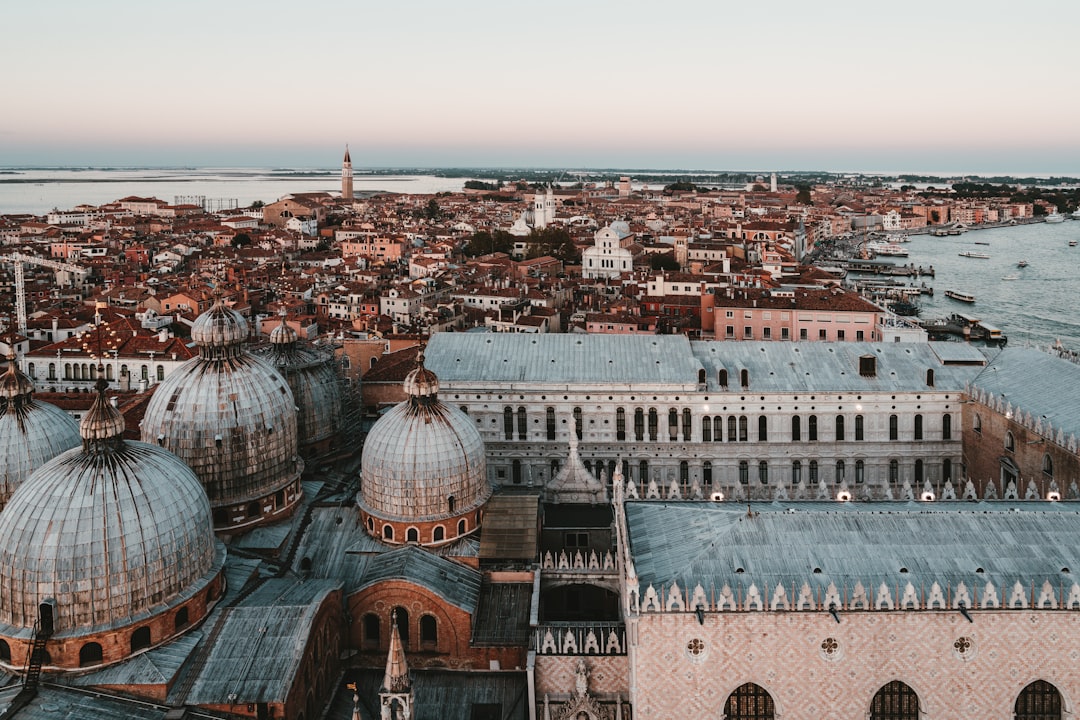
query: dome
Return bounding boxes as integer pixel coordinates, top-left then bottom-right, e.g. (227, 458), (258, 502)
(251, 318), (346, 457)
(142, 304), (303, 531)
(0, 381), (224, 644)
(190, 299), (249, 356)
(359, 357), (490, 536)
(0, 356), (81, 510)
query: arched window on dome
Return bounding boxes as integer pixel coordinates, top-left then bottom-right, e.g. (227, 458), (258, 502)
(433, 526), (445, 543)
(247, 501), (261, 519)
(362, 613), (380, 649)
(406, 527), (419, 543)
(420, 615), (438, 647)
(870, 680), (920, 719)
(174, 607), (189, 632)
(457, 519), (467, 535)
(447, 495), (455, 513)
(724, 682), (775, 719)
(393, 607), (409, 646)
(79, 642), (103, 667)
(0, 639), (9, 664)
(131, 626), (151, 653)
(1015, 679), (1062, 720)
(382, 525), (394, 541)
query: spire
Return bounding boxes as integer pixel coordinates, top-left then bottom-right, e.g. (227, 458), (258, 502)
(379, 610), (413, 719)
(382, 610), (411, 694)
(344, 144), (351, 163)
(1, 347), (34, 406)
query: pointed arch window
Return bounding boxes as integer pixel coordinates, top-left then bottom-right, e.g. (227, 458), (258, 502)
(724, 682), (775, 720)
(870, 680), (920, 720)
(1043, 454), (1053, 478)
(1014, 679), (1063, 720)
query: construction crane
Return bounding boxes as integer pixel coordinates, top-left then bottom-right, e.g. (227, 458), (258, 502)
(0, 252), (88, 336)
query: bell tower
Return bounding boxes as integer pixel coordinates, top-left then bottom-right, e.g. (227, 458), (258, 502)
(341, 145), (354, 201)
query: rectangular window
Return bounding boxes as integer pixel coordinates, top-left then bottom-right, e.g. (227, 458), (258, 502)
(763, 327), (772, 339)
(837, 329), (845, 341)
(800, 328), (808, 340)
(856, 330), (865, 341)
(818, 329), (827, 340)
(781, 327), (790, 340)
(743, 326), (753, 339)
(726, 325), (735, 338)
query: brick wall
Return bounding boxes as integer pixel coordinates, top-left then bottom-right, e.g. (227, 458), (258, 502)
(629, 610), (1079, 719)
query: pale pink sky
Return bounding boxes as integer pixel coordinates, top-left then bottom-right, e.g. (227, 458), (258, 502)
(2, 0), (1078, 173)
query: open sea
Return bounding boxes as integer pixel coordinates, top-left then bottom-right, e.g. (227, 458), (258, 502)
(1, 168), (1077, 349)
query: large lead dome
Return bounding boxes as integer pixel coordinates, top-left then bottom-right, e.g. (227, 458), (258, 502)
(359, 353), (490, 546)
(251, 315), (346, 458)
(0, 353), (81, 510)
(0, 376), (225, 670)
(141, 299), (303, 532)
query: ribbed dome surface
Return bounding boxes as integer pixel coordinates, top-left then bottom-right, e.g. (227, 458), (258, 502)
(0, 438), (222, 634)
(269, 320), (298, 346)
(360, 365), (489, 522)
(141, 352), (301, 508)
(191, 300), (248, 357)
(251, 341), (343, 451)
(0, 360), (81, 509)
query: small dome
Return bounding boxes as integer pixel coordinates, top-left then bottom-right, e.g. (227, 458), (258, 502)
(191, 299), (248, 357)
(0, 357), (81, 510)
(360, 362), (490, 530)
(79, 376), (125, 446)
(269, 318), (298, 346)
(0, 390), (223, 637)
(403, 361), (439, 399)
(0, 356), (34, 401)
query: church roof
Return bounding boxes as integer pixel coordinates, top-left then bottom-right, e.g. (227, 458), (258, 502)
(186, 579), (342, 705)
(356, 545), (481, 613)
(624, 500), (1080, 612)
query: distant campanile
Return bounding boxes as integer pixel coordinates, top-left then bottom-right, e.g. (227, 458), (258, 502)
(341, 145), (354, 201)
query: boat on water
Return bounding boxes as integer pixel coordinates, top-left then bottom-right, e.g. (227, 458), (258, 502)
(1001, 274), (1020, 281)
(1017, 260), (1029, 267)
(1072, 207), (1080, 219)
(973, 241), (990, 245)
(1046, 213), (1065, 223)
(944, 289), (976, 303)
(866, 241), (909, 257)
(958, 251), (990, 259)
(1070, 240), (1078, 247)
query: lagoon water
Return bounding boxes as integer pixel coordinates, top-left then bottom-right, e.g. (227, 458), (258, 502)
(0, 167), (468, 215)
(897, 221), (1080, 350)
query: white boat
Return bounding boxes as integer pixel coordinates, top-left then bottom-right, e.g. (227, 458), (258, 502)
(958, 251), (990, 259)
(1017, 260), (1029, 267)
(1046, 213), (1065, 223)
(866, 241), (909, 257)
(945, 289), (976, 303)
(1071, 240), (1078, 247)
(1072, 208), (1080, 219)
(1001, 274), (1020, 281)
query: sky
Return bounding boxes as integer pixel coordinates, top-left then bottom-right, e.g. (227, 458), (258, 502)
(3, 0), (1079, 174)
